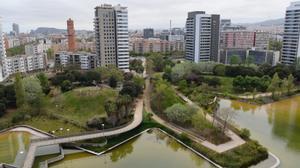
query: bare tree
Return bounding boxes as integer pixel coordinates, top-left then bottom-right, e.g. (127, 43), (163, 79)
(218, 107), (236, 134)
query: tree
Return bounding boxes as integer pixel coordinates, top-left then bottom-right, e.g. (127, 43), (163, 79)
(116, 94), (132, 118)
(162, 66), (172, 82)
(230, 55), (241, 65)
(213, 64), (226, 76)
(109, 76), (118, 88)
(0, 102), (6, 117)
(286, 74), (295, 95)
(178, 80), (188, 92)
(129, 59), (144, 73)
(258, 63), (272, 76)
(170, 62), (193, 83)
(120, 81), (141, 98)
(37, 73), (51, 94)
(151, 80), (181, 113)
(60, 80), (73, 92)
(149, 53), (166, 72)
(104, 100), (118, 126)
(245, 55), (254, 66)
(218, 107), (236, 133)
(268, 40), (282, 51)
(86, 70), (101, 84)
(97, 66), (123, 82)
(192, 92), (215, 116)
(268, 73), (281, 99)
(14, 73), (25, 108)
(163, 104), (197, 125)
(23, 77), (45, 115)
(192, 113), (213, 131)
(2, 84), (16, 107)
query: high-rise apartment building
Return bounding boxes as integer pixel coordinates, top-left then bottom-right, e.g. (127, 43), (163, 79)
(281, 1), (300, 65)
(220, 31), (255, 49)
(12, 23), (19, 35)
(143, 28), (154, 39)
(0, 18), (6, 81)
(0, 19), (6, 61)
(94, 4), (129, 70)
(221, 19), (231, 29)
(185, 11), (220, 63)
(67, 18), (76, 52)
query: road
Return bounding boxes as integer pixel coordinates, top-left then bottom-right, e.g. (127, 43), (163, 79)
(22, 98), (143, 168)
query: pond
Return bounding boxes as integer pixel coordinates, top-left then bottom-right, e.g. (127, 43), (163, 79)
(36, 129), (215, 168)
(0, 131), (31, 167)
(219, 96), (300, 168)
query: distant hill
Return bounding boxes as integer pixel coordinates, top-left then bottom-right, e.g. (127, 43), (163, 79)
(31, 27), (93, 35)
(31, 27), (66, 35)
(238, 18), (284, 27)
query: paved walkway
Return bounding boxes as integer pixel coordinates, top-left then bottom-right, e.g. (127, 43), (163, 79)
(175, 91), (245, 153)
(22, 98), (143, 168)
(236, 89), (299, 100)
(145, 78), (245, 153)
(10, 127), (50, 139)
(237, 92), (273, 99)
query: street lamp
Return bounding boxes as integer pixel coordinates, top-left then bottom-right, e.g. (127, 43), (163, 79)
(101, 124), (105, 136)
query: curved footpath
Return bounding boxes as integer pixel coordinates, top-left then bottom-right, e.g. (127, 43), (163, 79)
(144, 77), (280, 168)
(144, 78), (245, 153)
(22, 98), (143, 168)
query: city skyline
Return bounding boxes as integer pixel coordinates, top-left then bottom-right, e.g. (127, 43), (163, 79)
(0, 0), (290, 32)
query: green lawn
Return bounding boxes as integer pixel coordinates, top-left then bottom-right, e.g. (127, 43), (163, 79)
(47, 87), (118, 125)
(21, 116), (84, 136)
(0, 87), (117, 136)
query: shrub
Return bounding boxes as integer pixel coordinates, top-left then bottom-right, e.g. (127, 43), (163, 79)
(240, 128), (251, 140)
(86, 116), (105, 129)
(206, 77), (221, 87)
(213, 64), (226, 76)
(60, 80), (73, 92)
(163, 103), (197, 125)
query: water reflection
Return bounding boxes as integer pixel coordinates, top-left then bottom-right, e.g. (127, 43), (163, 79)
(47, 129), (214, 168)
(219, 96), (300, 167)
(110, 137), (134, 162)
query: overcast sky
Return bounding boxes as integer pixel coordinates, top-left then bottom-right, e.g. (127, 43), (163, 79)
(0, 0), (290, 33)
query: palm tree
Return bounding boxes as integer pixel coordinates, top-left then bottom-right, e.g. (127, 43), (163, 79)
(104, 100), (118, 126)
(116, 95), (133, 119)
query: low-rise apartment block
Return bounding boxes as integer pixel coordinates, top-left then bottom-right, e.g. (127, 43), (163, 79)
(220, 49), (280, 66)
(2, 54), (47, 77)
(55, 52), (96, 70)
(130, 38), (184, 54)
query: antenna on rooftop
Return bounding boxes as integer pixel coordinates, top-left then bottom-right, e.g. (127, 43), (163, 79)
(169, 20), (172, 35)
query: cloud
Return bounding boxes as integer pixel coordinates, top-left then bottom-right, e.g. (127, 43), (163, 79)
(0, 0), (289, 32)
